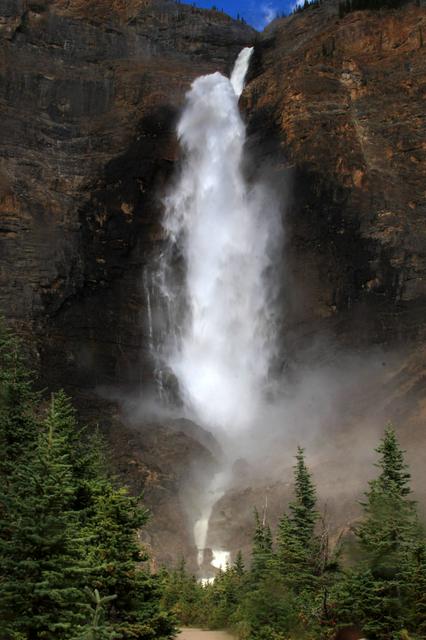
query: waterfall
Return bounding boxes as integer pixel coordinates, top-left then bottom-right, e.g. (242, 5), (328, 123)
(150, 48), (282, 574)
(161, 46), (282, 433)
(230, 46), (254, 96)
(192, 469), (229, 569)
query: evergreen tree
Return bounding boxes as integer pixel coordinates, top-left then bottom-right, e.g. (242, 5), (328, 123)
(276, 448), (320, 593)
(233, 550), (245, 577)
(405, 543), (426, 636)
(0, 319), (38, 474)
(250, 508), (273, 584)
(0, 327), (175, 639)
(357, 425), (419, 572)
(161, 559), (202, 626)
(290, 447), (318, 543)
(79, 588), (117, 640)
(333, 426), (424, 640)
(0, 394), (88, 638)
(86, 483), (174, 639)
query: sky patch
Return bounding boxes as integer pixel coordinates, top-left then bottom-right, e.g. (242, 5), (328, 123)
(189, 0), (292, 29)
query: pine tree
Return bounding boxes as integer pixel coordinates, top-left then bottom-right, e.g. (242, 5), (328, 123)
(79, 588), (117, 640)
(85, 481), (174, 639)
(276, 448), (320, 594)
(406, 543), (426, 636)
(333, 426), (424, 640)
(161, 559), (202, 626)
(233, 550), (245, 577)
(0, 318), (38, 474)
(0, 394), (88, 638)
(0, 328), (175, 639)
(357, 425), (419, 572)
(290, 446), (318, 543)
(250, 508), (273, 584)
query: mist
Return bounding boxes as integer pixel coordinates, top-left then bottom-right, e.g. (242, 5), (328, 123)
(114, 48), (426, 574)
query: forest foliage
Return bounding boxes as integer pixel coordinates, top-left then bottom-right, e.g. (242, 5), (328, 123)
(0, 320), (176, 640)
(1, 320), (426, 640)
(163, 432), (426, 640)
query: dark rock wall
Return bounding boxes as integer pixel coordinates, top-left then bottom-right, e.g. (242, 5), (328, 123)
(0, 0), (254, 388)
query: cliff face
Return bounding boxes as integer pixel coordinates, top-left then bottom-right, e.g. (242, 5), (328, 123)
(0, 0), (254, 388)
(244, 2), (426, 352)
(208, 5), (426, 559)
(2, 0), (424, 390)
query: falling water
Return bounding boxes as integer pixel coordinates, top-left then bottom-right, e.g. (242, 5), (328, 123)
(154, 48), (282, 572)
(161, 47), (282, 434)
(193, 469), (229, 568)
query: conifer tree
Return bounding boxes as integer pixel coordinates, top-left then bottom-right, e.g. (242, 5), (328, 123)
(0, 328), (174, 639)
(85, 482), (174, 639)
(233, 550), (245, 577)
(79, 588), (117, 640)
(290, 446), (318, 543)
(406, 543), (426, 636)
(0, 319), (38, 474)
(276, 448), (319, 593)
(0, 394), (88, 638)
(250, 508), (273, 584)
(333, 426), (424, 640)
(357, 425), (419, 572)
(161, 559), (201, 626)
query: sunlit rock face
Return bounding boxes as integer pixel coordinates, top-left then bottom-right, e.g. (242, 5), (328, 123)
(243, 2), (426, 355)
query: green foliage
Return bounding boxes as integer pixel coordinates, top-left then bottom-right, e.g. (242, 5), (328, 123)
(292, 0), (320, 15)
(163, 448), (326, 639)
(80, 588), (117, 640)
(338, 0), (404, 19)
(290, 447), (318, 540)
(0, 392), (89, 637)
(276, 448), (320, 596)
(250, 508), (274, 584)
(0, 321), (175, 640)
(0, 319), (38, 472)
(161, 559), (204, 626)
(165, 433), (426, 640)
(2, 321), (426, 640)
(331, 426), (424, 640)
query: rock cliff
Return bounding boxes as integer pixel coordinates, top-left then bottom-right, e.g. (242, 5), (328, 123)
(0, 0), (254, 388)
(244, 2), (426, 354)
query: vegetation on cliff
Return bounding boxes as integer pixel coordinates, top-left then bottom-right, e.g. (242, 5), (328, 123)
(165, 431), (426, 640)
(0, 322), (175, 640)
(338, 0), (408, 18)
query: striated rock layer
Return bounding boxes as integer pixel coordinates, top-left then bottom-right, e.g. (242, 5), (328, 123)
(244, 2), (426, 352)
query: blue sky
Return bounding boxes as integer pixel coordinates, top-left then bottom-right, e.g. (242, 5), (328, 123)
(191, 1), (294, 30)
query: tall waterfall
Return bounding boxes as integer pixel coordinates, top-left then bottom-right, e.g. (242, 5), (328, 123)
(160, 47), (282, 434)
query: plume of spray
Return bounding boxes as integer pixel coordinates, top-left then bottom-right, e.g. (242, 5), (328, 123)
(162, 47), (283, 435)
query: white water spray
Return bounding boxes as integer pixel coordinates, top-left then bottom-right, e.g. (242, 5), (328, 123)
(162, 47), (282, 434)
(155, 48), (283, 575)
(193, 469), (229, 568)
